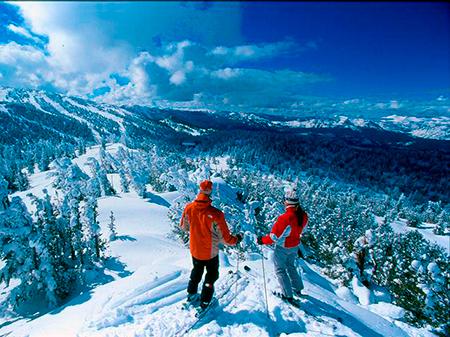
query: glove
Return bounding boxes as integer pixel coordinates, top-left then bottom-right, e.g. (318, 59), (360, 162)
(256, 236), (264, 245)
(235, 233), (243, 244)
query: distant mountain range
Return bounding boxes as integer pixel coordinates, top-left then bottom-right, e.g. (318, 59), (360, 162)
(0, 87), (448, 144)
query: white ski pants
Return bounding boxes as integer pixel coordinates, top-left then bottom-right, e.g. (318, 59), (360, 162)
(273, 245), (304, 298)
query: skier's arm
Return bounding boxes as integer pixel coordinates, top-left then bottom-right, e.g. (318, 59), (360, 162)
(180, 208), (190, 232)
(261, 215), (289, 245)
(216, 213), (238, 245)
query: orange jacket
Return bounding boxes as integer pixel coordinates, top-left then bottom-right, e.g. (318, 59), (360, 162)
(181, 193), (238, 260)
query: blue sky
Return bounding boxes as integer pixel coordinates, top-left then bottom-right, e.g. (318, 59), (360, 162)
(0, 1), (448, 110)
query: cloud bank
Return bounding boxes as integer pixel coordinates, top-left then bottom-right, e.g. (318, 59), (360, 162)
(0, 2), (326, 109)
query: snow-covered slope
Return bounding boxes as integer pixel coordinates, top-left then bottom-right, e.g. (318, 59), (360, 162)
(267, 115), (449, 140)
(390, 220), (450, 255)
(380, 115), (450, 140)
(0, 144), (438, 337)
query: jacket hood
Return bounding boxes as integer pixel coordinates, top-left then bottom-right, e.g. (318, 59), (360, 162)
(194, 193), (212, 208)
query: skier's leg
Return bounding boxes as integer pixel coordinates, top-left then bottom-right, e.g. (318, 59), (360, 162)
(187, 256), (205, 295)
(273, 247), (293, 298)
(286, 249), (304, 294)
(200, 255), (219, 305)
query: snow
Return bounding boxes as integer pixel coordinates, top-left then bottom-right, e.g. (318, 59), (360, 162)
(384, 115), (407, 123)
(368, 302), (405, 320)
(390, 220), (450, 255)
(352, 118), (367, 127)
(381, 115), (450, 140)
(39, 94), (102, 141)
(26, 94), (54, 115)
(335, 286), (359, 304)
(0, 143), (442, 337)
(351, 276), (374, 306)
(0, 88), (11, 101)
(160, 118), (209, 136)
(64, 97), (124, 118)
(427, 262), (440, 275)
(209, 156), (231, 172)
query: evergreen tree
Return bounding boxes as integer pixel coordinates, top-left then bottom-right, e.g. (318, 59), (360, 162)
(29, 190), (60, 306)
(68, 187), (85, 267)
(433, 210), (448, 235)
(87, 158), (115, 196)
(83, 196), (104, 260)
(108, 211), (117, 241)
(0, 176), (9, 211)
(119, 167), (130, 193)
(13, 169), (29, 191)
(86, 177), (101, 198)
(0, 197), (35, 306)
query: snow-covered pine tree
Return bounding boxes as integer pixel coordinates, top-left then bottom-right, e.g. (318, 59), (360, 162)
(0, 176), (9, 211)
(119, 167), (130, 193)
(52, 158), (89, 192)
(83, 195), (104, 261)
(405, 207), (422, 228)
(424, 201), (442, 224)
(127, 152), (153, 197)
(25, 155), (35, 175)
(108, 211), (117, 241)
(168, 198), (189, 244)
(99, 147), (116, 173)
(56, 192), (80, 291)
(37, 146), (51, 171)
(13, 168), (29, 191)
(29, 190), (61, 306)
(87, 157), (115, 196)
(433, 210), (448, 235)
(0, 197), (36, 306)
(68, 186), (85, 266)
(86, 177), (102, 198)
(77, 139), (87, 156)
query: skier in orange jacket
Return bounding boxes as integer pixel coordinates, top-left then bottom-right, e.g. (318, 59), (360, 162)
(181, 180), (242, 309)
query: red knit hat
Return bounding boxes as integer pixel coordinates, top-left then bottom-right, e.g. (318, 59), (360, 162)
(199, 180), (213, 194)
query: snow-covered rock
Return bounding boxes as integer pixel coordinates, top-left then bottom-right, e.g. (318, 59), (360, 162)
(368, 302), (406, 320)
(351, 276), (375, 306)
(335, 286), (359, 304)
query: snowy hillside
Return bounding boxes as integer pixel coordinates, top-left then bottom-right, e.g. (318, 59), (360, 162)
(0, 144), (445, 337)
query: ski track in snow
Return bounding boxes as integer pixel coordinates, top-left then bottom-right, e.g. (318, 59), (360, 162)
(0, 143), (438, 337)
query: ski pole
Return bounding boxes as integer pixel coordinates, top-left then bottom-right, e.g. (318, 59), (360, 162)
(234, 250), (239, 308)
(260, 247), (270, 319)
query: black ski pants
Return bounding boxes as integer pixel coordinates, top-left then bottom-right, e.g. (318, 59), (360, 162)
(187, 255), (219, 304)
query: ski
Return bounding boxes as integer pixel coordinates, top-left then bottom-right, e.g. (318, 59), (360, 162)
(174, 270), (245, 337)
(180, 294), (200, 311)
(194, 297), (218, 318)
(272, 290), (303, 308)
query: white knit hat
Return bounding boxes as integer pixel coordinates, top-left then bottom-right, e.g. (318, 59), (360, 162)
(284, 188), (299, 205)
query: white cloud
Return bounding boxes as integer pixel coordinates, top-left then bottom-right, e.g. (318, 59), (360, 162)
(209, 39), (303, 63)
(0, 42), (50, 89)
(170, 70), (186, 85)
(0, 41), (45, 64)
(211, 67), (241, 79)
(390, 100), (400, 109)
(6, 24), (41, 43)
(235, 45), (256, 57)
